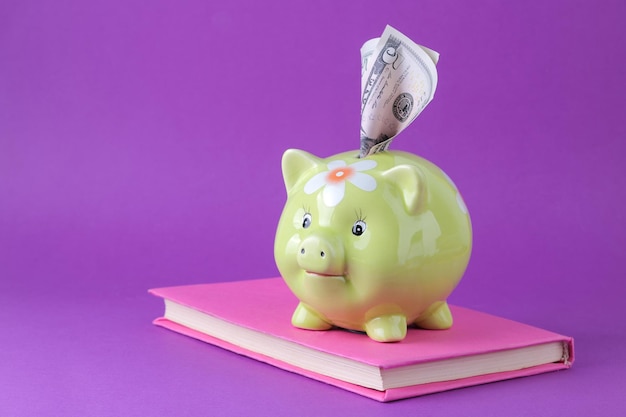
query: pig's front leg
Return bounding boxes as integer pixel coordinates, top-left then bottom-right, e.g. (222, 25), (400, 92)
(291, 302), (332, 331)
(364, 314), (408, 342)
(414, 301), (453, 330)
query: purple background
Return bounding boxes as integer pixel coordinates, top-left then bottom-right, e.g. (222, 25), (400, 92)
(2, 0), (625, 415)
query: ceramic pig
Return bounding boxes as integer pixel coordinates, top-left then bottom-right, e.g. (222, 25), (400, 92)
(274, 149), (472, 342)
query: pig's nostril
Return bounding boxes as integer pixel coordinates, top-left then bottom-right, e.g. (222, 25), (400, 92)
(300, 248), (305, 254)
(320, 251), (325, 258)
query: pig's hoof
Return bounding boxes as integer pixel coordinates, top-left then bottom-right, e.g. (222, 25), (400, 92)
(291, 302), (332, 330)
(415, 301), (453, 330)
(365, 314), (407, 342)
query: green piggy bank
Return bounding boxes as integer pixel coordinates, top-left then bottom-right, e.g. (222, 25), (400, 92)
(274, 149), (472, 342)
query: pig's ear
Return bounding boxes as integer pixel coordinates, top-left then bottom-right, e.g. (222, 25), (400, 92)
(281, 149), (322, 193)
(382, 165), (426, 215)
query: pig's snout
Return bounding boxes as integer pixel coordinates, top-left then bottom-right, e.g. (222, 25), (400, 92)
(297, 234), (345, 277)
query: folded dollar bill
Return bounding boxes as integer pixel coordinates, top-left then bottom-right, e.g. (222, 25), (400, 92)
(360, 26), (439, 157)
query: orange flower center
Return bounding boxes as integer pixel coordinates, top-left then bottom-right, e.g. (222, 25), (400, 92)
(326, 166), (355, 184)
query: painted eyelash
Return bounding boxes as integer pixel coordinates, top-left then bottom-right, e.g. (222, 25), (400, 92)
(354, 208), (366, 221)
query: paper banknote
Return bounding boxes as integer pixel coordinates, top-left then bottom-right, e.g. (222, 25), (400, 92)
(360, 26), (439, 157)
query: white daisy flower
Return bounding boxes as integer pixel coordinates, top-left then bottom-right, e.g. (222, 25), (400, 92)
(304, 160), (377, 207)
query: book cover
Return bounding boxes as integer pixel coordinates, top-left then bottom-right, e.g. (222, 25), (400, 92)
(149, 277), (574, 402)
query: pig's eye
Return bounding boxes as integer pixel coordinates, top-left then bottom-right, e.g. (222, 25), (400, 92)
(352, 220), (366, 236)
(302, 213), (312, 229)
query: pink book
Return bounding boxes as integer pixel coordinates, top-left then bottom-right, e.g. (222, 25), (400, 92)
(149, 277), (574, 402)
